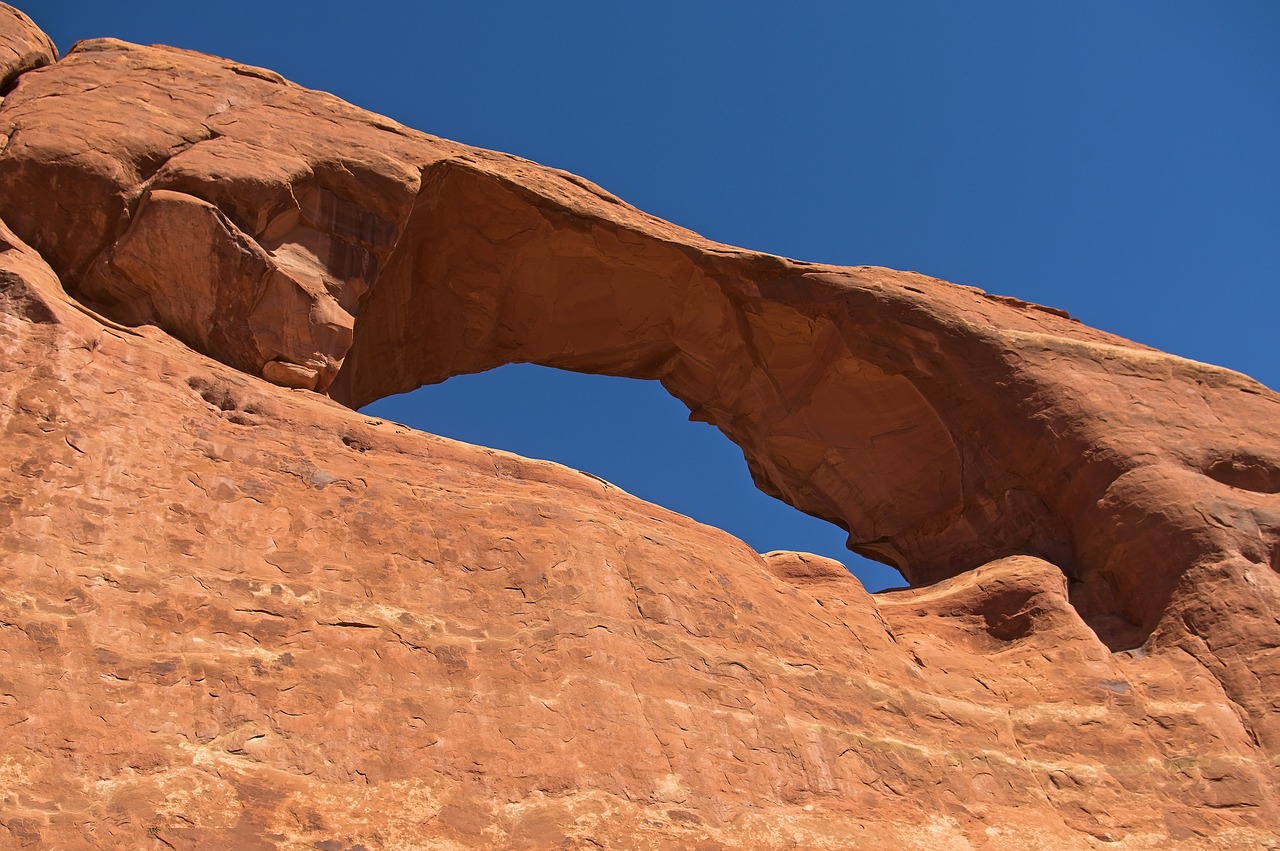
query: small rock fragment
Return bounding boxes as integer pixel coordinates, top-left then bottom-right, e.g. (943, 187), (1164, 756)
(262, 359), (319, 390)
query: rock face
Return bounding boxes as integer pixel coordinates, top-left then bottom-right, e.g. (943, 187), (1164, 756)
(1, 6), (1278, 849)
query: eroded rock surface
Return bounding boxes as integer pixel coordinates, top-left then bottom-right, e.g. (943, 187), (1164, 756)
(1, 5), (1278, 848)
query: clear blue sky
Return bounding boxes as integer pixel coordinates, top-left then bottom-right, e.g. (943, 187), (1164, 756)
(34, 2), (1280, 590)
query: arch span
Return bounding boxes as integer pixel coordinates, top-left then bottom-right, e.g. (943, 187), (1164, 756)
(320, 158), (1280, 651)
(330, 159), (1073, 588)
(5, 37), (1276, 659)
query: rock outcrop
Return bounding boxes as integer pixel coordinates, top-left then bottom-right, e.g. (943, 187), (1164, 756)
(1, 6), (1278, 848)
(0, 3), (52, 92)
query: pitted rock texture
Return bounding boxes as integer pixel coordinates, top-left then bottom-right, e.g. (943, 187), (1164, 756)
(1, 6), (1279, 849)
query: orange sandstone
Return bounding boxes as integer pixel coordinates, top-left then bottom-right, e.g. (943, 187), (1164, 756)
(1, 6), (1277, 848)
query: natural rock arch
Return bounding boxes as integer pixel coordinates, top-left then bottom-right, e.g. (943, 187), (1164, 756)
(5, 20), (1280, 843)
(329, 159), (1065, 587)
(3, 35), (1278, 662)
(322, 157), (1280, 654)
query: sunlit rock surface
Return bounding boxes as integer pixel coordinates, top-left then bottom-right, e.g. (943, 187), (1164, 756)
(1, 5), (1278, 848)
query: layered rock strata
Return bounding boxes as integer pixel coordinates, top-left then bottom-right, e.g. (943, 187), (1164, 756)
(1, 6), (1278, 848)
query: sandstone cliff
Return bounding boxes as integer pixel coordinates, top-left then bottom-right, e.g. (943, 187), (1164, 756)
(2, 5), (1278, 848)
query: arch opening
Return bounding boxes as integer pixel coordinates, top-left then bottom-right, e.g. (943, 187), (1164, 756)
(328, 157), (1079, 598)
(359, 363), (908, 592)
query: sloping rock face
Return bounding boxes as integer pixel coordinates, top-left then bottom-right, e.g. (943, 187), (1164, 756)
(1, 6), (1278, 849)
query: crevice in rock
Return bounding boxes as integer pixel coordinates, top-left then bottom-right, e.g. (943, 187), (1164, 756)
(1205, 453), (1280, 494)
(0, 52), (52, 96)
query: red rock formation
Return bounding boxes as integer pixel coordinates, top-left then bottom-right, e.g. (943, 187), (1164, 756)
(1, 5), (1278, 848)
(0, 3), (51, 91)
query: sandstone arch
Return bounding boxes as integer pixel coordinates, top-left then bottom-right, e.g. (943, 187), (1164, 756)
(2, 28), (1278, 686)
(5, 16), (1280, 845)
(329, 158), (1061, 588)
(322, 156), (1280, 656)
